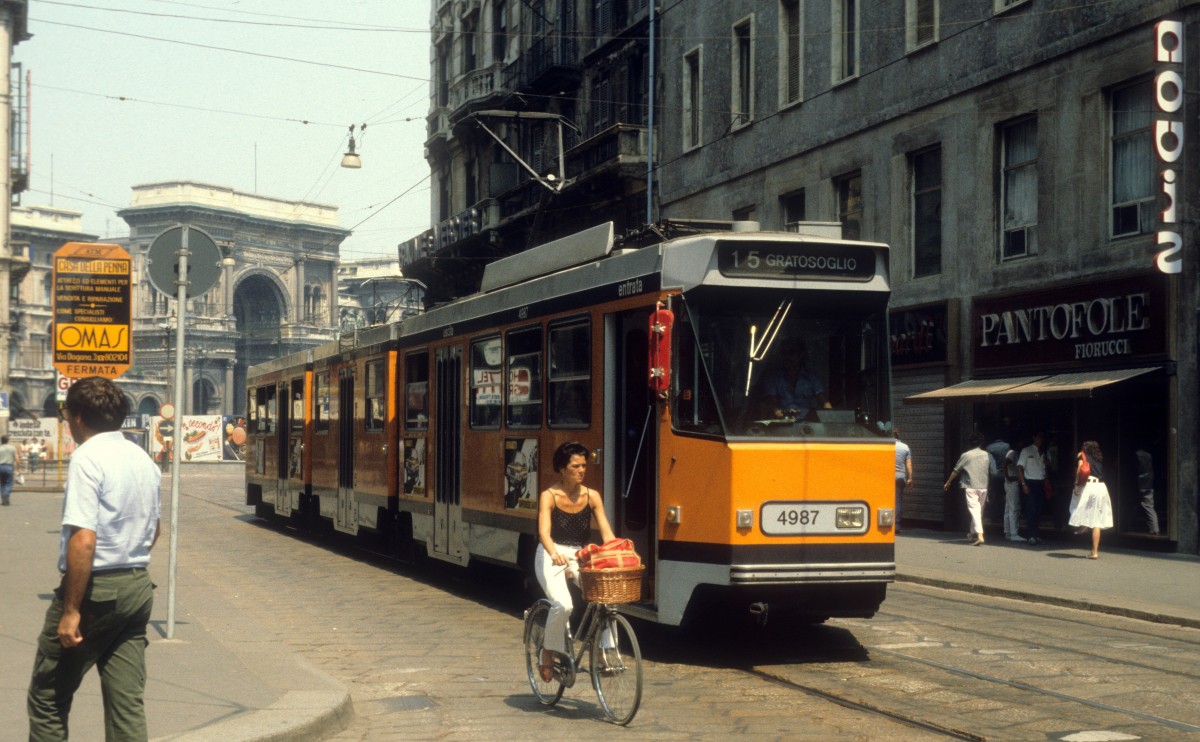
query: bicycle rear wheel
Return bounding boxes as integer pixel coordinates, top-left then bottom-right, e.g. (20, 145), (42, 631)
(524, 600), (565, 705)
(590, 611), (643, 724)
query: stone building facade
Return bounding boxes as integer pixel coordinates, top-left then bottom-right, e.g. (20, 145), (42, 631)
(9, 205), (94, 418)
(399, 0), (652, 303)
(119, 182), (348, 416)
(655, 1), (1198, 553)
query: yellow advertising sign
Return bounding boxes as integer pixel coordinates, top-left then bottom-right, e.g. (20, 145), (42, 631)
(52, 243), (132, 379)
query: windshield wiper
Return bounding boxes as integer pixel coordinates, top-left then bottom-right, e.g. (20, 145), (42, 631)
(745, 300), (792, 395)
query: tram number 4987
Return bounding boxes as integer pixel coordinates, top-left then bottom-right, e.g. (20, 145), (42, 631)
(777, 508), (819, 527)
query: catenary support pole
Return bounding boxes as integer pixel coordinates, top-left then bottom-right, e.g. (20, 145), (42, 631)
(166, 227), (190, 639)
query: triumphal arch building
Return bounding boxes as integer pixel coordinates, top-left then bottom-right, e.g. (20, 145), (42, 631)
(120, 181), (348, 416)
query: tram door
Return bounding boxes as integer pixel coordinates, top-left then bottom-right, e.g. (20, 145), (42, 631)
(275, 381), (292, 516)
(608, 311), (657, 586)
(433, 345), (467, 564)
(335, 367), (356, 533)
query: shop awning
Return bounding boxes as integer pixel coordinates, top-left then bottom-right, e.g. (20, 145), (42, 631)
(987, 367), (1160, 399)
(905, 367), (1160, 404)
(904, 376), (1046, 404)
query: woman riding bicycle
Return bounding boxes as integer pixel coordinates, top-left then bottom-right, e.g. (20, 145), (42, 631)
(535, 441), (616, 682)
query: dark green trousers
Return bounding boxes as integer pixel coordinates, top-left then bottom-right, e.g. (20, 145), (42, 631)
(27, 569), (154, 742)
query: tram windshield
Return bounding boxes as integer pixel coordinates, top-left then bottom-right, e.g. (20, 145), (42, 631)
(672, 287), (892, 440)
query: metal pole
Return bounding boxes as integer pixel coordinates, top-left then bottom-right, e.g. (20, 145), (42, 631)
(167, 227), (189, 639)
(646, 0), (656, 224)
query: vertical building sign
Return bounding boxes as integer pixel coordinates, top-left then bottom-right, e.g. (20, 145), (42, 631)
(1154, 19), (1184, 274)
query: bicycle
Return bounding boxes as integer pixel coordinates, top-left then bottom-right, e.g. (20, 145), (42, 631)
(523, 594), (643, 725)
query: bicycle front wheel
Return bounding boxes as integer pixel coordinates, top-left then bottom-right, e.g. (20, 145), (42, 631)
(524, 600), (565, 705)
(590, 611), (643, 725)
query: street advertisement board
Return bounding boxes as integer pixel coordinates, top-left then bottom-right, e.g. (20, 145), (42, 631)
(52, 242), (132, 378)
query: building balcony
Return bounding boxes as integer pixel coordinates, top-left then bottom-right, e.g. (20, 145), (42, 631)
(503, 33), (581, 94)
(426, 106), (451, 150)
(398, 198), (501, 271)
(448, 63), (508, 122)
(566, 123), (648, 182)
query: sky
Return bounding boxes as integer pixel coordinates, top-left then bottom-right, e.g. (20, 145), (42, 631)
(14, 0), (434, 261)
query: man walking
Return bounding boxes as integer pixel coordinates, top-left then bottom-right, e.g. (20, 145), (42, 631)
(944, 432), (990, 545)
(1017, 431), (1049, 545)
(894, 430), (913, 532)
(27, 377), (162, 742)
(0, 434), (16, 505)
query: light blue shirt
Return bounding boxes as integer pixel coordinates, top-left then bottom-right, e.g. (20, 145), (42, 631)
(764, 368), (826, 419)
(894, 440), (912, 480)
(59, 431), (162, 572)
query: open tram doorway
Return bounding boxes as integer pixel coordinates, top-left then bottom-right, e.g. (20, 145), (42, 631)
(234, 274), (287, 415)
(606, 310), (657, 599)
(432, 345), (467, 564)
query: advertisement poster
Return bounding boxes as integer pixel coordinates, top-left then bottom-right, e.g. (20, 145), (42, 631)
(152, 415), (223, 462)
(9, 417), (75, 461)
(222, 416), (249, 461)
(504, 437), (538, 510)
(402, 437), (426, 496)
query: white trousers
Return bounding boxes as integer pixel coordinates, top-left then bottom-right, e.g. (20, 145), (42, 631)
(1003, 480), (1021, 538)
(534, 542), (613, 654)
(964, 488), (987, 537)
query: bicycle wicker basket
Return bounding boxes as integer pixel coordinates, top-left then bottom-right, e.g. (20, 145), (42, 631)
(580, 565), (644, 604)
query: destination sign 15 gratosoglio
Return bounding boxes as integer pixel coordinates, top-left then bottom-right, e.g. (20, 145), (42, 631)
(716, 241), (876, 281)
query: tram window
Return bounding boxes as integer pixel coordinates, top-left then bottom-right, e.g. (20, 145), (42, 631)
(549, 320), (591, 428)
(256, 385), (275, 434)
(314, 372), (330, 433)
(404, 351), (429, 431)
(365, 360), (386, 432)
(506, 327), (543, 429)
(470, 337), (503, 429)
(291, 379), (304, 430)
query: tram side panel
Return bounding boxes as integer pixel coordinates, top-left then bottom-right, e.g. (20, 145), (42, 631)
(245, 372), (285, 517)
(308, 358), (342, 527)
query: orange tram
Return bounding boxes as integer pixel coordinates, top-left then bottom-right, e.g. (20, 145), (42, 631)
(246, 222), (896, 626)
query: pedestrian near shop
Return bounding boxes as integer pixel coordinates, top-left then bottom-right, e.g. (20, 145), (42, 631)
(1069, 440), (1113, 559)
(894, 430), (913, 532)
(1017, 431), (1049, 544)
(27, 377), (162, 742)
(984, 434), (1010, 523)
(1002, 446), (1024, 541)
(944, 432), (990, 546)
(1136, 447), (1160, 536)
(0, 435), (16, 506)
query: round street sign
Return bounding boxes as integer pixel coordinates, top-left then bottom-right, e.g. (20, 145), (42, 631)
(147, 226), (224, 299)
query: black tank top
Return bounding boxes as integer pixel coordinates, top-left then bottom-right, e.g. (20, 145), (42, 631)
(550, 495), (592, 547)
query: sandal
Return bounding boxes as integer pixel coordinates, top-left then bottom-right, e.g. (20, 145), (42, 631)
(1087, 553), (1099, 560)
(538, 663), (554, 682)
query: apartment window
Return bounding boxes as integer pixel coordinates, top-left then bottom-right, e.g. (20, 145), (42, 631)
(781, 190), (806, 230)
(506, 326), (543, 429)
(779, 0), (802, 106)
(494, 1), (507, 63)
(907, 0), (937, 51)
(835, 171), (863, 240)
(832, 0), (859, 81)
(628, 51), (647, 125)
(594, 0), (613, 42)
(436, 41), (450, 107)
(1001, 117), (1038, 259)
(912, 146), (942, 276)
(404, 351), (429, 431)
(470, 336), (503, 429)
(365, 360), (386, 432)
(548, 320), (591, 428)
(591, 74), (613, 133)
(463, 14), (478, 72)
(1111, 80), (1154, 238)
(683, 47), (702, 150)
(994, 0), (1031, 13)
(732, 17), (754, 126)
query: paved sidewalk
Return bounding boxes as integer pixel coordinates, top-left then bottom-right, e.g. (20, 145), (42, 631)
(0, 480), (351, 742)
(3, 471), (1195, 742)
(896, 527), (1200, 629)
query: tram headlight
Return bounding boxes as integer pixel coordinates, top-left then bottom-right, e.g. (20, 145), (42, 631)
(835, 507), (865, 529)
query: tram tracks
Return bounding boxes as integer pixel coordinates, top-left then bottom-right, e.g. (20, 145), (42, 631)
(731, 585), (1200, 740)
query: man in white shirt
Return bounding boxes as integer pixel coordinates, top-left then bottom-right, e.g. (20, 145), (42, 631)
(27, 377), (161, 741)
(944, 432), (990, 545)
(1017, 431), (1048, 544)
